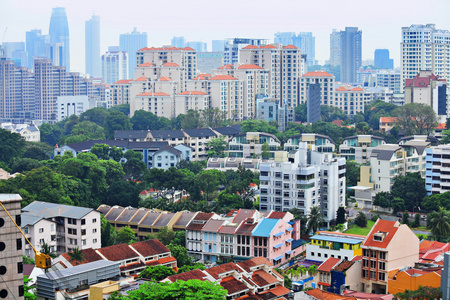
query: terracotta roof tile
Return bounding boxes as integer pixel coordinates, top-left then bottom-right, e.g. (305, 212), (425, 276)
(306, 288), (355, 299)
(218, 64), (234, 69)
(192, 74), (211, 80)
(97, 243), (139, 261)
(163, 62), (180, 67)
(138, 62), (154, 67)
(209, 75), (238, 81)
(166, 269), (206, 282)
(177, 91), (208, 96)
(363, 219), (400, 249)
(351, 87), (364, 91)
(242, 45), (258, 50)
(336, 86), (349, 91)
(318, 257), (341, 272)
(283, 45), (298, 49)
(137, 92), (170, 97)
(260, 285), (290, 297)
(120, 261), (146, 271)
(205, 262), (243, 279)
(61, 248), (103, 266)
(251, 269), (279, 287)
(267, 211), (287, 219)
(220, 276), (249, 295)
(129, 239), (170, 257)
(334, 260), (355, 272)
(303, 71), (333, 77)
(134, 76), (147, 81)
(238, 257), (272, 272)
(182, 47), (196, 51)
(113, 79), (133, 84)
(158, 76), (172, 81)
(380, 117), (399, 123)
(238, 64), (263, 70)
(259, 45), (277, 49)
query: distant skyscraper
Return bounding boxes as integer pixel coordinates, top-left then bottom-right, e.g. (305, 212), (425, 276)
(2, 42), (27, 67)
(186, 41), (207, 52)
(49, 7), (70, 71)
(212, 40), (225, 52)
(171, 36), (186, 48)
(102, 47), (128, 84)
(374, 49), (393, 69)
(401, 24), (450, 92)
(330, 29), (341, 67)
(295, 32), (316, 66)
(340, 27), (362, 84)
(307, 83), (321, 124)
(26, 29), (50, 69)
(85, 14), (101, 77)
(274, 32), (296, 46)
(120, 28), (147, 79)
(224, 38), (268, 65)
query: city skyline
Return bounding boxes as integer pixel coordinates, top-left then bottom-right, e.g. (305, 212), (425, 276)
(1, 0), (448, 75)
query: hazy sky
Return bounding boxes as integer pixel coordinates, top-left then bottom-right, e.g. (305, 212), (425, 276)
(1, 0), (449, 75)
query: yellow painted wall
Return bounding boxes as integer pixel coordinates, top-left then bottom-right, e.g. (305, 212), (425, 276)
(90, 281), (120, 300)
(358, 165), (374, 188)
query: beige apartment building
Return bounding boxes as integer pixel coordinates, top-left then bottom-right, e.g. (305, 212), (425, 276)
(134, 92), (173, 119)
(361, 219), (419, 294)
(174, 91), (210, 115)
(334, 85), (371, 116)
(299, 71), (335, 106)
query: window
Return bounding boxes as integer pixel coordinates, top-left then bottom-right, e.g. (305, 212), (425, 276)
(39, 228), (44, 233)
(93, 239), (98, 243)
(370, 271), (376, 279)
(370, 260), (376, 268)
(311, 252), (315, 256)
(378, 272), (386, 281)
(362, 270), (368, 278)
(19, 286), (24, 297)
(39, 239), (44, 244)
(24, 227), (28, 234)
(371, 250), (377, 258)
(379, 251), (386, 260)
(379, 262), (386, 270)
(68, 228), (77, 235)
(82, 239), (86, 246)
(81, 219), (86, 225)
(92, 218), (97, 223)
(93, 228), (97, 233)
(50, 224), (55, 231)
(17, 262), (23, 274)
(81, 229), (86, 235)
(362, 259), (368, 267)
(16, 239), (22, 250)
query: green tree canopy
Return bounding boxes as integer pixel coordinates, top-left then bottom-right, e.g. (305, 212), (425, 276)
(167, 243), (192, 267)
(354, 212), (368, 227)
(0, 128), (26, 164)
(79, 107), (109, 126)
(138, 265), (175, 281)
(391, 173), (426, 211)
(104, 111), (133, 139)
(117, 226), (137, 244)
(206, 137), (228, 158)
(306, 206), (324, 234)
(393, 103), (437, 135)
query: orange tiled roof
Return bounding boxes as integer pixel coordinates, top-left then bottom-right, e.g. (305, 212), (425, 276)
(260, 45), (277, 49)
(205, 262), (243, 279)
(209, 75), (238, 81)
(158, 76), (172, 81)
(138, 62), (154, 67)
(220, 276), (249, 295)
(218, 64), (234, 69)
(182, 47), (196, 51)
(237, 257), (272, 272)
(97, 243), (139, 261)
(318, 257), (341, 272)
(134, 76), (146, 81)
(61, 248), (103, 266)
(238, 64), (263, 70)
(363, 219), (400, 249)
(260, 285), (290, 297)
(113, 79), (133, 84)
(436, 123), (447, 130)
(192, 74), (211, 80)
(166, 269), (206, 282)
(303, 71), (333, 77)
(177, 91), (208, 96)
(242, 45), (258, 50)
(137, 92), (170, 97)
(163, 62), (180, 67)
(380, 117), (399, 123)
(351, 87), (364, 91)
(251, 269), (279, 287)
(283, 45), (298, 49)
(336, 86), (349, 91)
(306, 289), (355, 300)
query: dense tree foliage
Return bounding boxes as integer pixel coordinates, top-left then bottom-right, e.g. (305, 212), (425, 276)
(354, 212), (368, 227)
(116, 226), (138, 244)
(167, 243), (193, 267)
(138, 265), (175, 281)
(395, 285), (442, 300)
(391, 173), (426, 211)
(427, 207), (450, 242)
(0, 128), (26, 163)
(394, 103), (437, 135)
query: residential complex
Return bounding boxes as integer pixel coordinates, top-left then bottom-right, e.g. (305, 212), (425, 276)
(339, 135), (386, 164)
(284, 133), (335, 153)
(0, 123), (40, 142)
(256, 96), (294, 131)
(260, 143), (346, 223)
(223, 38), (269, 65)
(227, 132), (282, 159)
(339, 27), (362, 84)
(334, 85), (371, 116)
(22, 201), (101, 256)
(425, 145), (450, 194)
(401, 24), (450, 92)
(306, 231), (364, 262)
(299, 71), (334, 106)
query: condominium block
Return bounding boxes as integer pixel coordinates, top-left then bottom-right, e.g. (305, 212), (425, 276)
(101, 47), (128, 85)
(284, 133), (335, 153)
(425, 145), (450, 194)
(340, 135), (386, 164)
(223, 38), (268, 65)
(227, 132), (282, 159)
(401, 24), (450, 92)
(334, 85), (371, 116)
(376, 70), (401, 93)
(299, 71), (334, 106)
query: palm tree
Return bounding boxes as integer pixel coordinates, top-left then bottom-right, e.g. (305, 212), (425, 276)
(429, 207), (450, 242)
(307, 265), (318, 277)
(285, 268), (301, 280)
(40, 241), (57, 259)
(68, 247), (84, 265)
(306, 206), (325, 235)
(298, 265), (307, 278)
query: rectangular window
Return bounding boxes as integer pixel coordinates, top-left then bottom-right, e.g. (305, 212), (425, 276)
(378, 272), (386, 281)
(16, 238), (22, 250)
(17, 262), (23, 273)
(379, 262), (386, 270)
(93, 239), (97, 243)
(19, 286), (24, 297)
(379, 251), (386, 260)
(92, 218), (97, 223)
(370, 271), (376, 279)
(39, 228), (44, 233)
(93, 228), (97, 233)
(81, 219), (86, 225)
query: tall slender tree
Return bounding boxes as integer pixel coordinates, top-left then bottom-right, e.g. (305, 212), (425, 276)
(306, 206), (325, 234)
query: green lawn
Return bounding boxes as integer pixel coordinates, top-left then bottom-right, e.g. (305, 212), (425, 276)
(345, 220), (375, 236)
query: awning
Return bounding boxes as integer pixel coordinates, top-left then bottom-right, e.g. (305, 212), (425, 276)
(273, 243), (283, 249)
(319, 282), (331, 287)
(286, 238), (294, 243)
(286, 227), (294, 231)
(286, 250), (293, 255)
(273, 231), (284, 237)
(274, 255), (283, 261)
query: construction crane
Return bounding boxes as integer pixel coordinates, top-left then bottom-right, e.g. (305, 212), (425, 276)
(0, 201), (52, 269)
(1, 27), (7, 44)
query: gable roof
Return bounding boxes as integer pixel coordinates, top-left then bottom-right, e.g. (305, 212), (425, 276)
(220, 276), (249, 296)
(252, 218), (279, 237)
(129, 239), (170, 257)
(302, 71), (333, 77)
(283, 45), (298, 49)
(238, 64), (263, 70)
(162, 62), (180, 67)
(97, 243), (140, 261)
(134, 76), (146, 81)
(23, 201), (95, 220)
(138, 62), (154, 67)
(232, 209), (256, 223)
(165, 269), (207, 282)
(205, 262), (243, 279)
(158, 76), (172, 81)
(183, 128), (217, 138)
(237, 257), (272, 272)
(150, 129), (185, 139)
(363, 219), (400, 249)
(218, 64), (234, 69)
(61, 248), (103, 266)
(113, 79), (133, 84)
(209, 75), (238, 81)
(115, 130), (148, 139)
(318, 257), (341, 272)
(152, 145), (182, 157)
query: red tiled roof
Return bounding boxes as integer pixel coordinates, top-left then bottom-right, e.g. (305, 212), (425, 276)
(260, 45), (277, 49)
(251, 269), (279, 287)
(120, 261), (145, 271)
(145, 256), (177, 267)
(163, 62), (180, 67)
(130, 239), (169, 257)
(134, 76), (146, 81)
(242, 45), (258, 50)
(260, 285), (290, 297)
(334, 260), (355, 272)
(380, 117), (399, 123)
(218, 64), (234, 69)
(306, 289), (356, 300)
(195, 212), (214, 221)
(226, 209), (239, 217)
(332, 119), (344, 127)
(61, 248), (103, 266)
(351, 87), (364, 91)
(97, 243), (139, 261)
(235, 293), (263, 300)
(302, 71), (333, 77)
(137, 92), (170, 97)
(237, 257), (272, 272)
(138, 62), (154, 67)
(205, 262), (243, 279)
(192, 74), (211, 80)
(318, 257), (341, 272)
(267, 211), (287, 219)
(177, 91), (208, 95)
(209, 75), (238, 81)
(336, 86), (349, 91)
(238, 64), (263, 70)
(363, 219), (400, 249)
(182, 47), (196, 51)
(220, 276), (249, 295)
(158, 76), (172, 81)
(283, 45), (298, 49)
(139, 190), (150, 195)
(113, 79), (133, 84)
(166, 269), (206, 282)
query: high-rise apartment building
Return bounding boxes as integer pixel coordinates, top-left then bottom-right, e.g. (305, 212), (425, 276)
(2, 42), (27, 67)
(119, 28), (148, 79)
(102, 47), (128, 85)
(223, 38), (268, 65)
(0, 59), (16, 120)
(212, 40), (225, 52)
(330, 29), (341, 67)
(239, 44), (300, 107)
(0, 194), (25, 300)
(425, 145), (450, 195)
(25, 29), (49, 69)
(85, 15), (101, 78)
(171, 36), (186, 48)
(186, 41), (207, 53)
(274, 32), (296, 46)
(307, 83), (321, 124)
(401, 24), (450, 92)
(49, 7), (70, 71)
(340, 27), (362, 84)
(299, 71), (334, 106)
(376, 70), (401, 93)
(374, 49), (393, 69)
(274, 32), (316, 66)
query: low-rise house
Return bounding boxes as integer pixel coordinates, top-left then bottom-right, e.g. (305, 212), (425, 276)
(1, 123), (40, 142)
(207, 157), (269, 172)
(151, 144), (193, 170)
(361, 219), (419, 294)
(227, 132), (283, 159)
(302, 288), (356, 299)
(183, 128), (218, 160)
(284, 133), (335, 153)
(0, 168), (19, 180)
(379, 117), (399, 132)
(22, 201), (101, 255)
(306, 231), (364, 262)
(419, 240), (450, 264)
